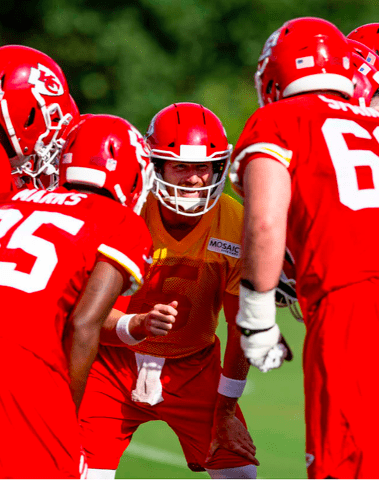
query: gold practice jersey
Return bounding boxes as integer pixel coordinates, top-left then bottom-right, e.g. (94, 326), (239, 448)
(127, 193), (243, 358)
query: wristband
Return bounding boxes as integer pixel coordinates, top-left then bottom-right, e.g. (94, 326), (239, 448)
(237, 284), (276, 330)
(238, 325), (274, 337)
(217, 374), (247, 398)
(116, 314), (145, 345)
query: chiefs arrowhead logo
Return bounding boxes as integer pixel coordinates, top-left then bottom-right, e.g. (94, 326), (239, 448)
(28, 63), (64, 96)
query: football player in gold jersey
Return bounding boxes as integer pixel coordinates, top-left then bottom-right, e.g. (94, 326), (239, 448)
(79, 103), (259, 479)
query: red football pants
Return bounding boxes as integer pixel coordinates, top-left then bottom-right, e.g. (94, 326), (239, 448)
(303, 279), (379, 479)
(79, 339), (249, 471)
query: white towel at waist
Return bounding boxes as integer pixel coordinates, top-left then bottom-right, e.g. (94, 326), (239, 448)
(131, 353), (165, 406)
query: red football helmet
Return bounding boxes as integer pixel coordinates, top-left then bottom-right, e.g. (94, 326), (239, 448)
(0, 45), (77, 187)
(59, 114), (153, 214)
(351, 52), (379, 106)
(348, 38), (379, 67)
(15, 94), (81, 191)
(145, 102), (232, 216)
(347, 23), (379, 56)
(255, 17), (355, 107)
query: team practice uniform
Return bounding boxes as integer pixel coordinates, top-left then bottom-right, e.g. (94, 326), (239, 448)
(231, 94), (379, 478)
(0, 188), (152, 479)
(79, 192), (250, 472)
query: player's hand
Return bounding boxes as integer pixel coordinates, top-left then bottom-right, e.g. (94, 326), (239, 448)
(140, 301), (178, 337)
(240, 325), (292, 372)
(205, 415), (259, 467)
(258, 334), (293, 372)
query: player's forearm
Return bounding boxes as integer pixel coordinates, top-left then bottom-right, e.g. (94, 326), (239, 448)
(68, 326), (101, 413)
(242, 158), (290, 291)
(214, 393), (239, 419)
(214, 324), (250, 419)
(223, 323), (250, 380)
(100, 308), (130, 345)
(222, 298), (250, 382)
(223, 341), (250, 381)
(241, 213), (285, 291)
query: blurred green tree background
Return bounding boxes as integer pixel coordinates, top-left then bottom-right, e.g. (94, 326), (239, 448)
(2, 0), (377, 149)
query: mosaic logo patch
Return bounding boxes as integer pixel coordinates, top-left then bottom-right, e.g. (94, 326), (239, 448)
(207, 238), (240, 258)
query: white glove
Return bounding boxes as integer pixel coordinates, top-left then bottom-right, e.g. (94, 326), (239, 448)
(237, 282), (292, 372)
(240, 324), (284, 371)
(258, 342), (288, 372)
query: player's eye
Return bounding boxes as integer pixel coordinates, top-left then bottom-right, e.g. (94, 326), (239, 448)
(174, 164), (186, 170)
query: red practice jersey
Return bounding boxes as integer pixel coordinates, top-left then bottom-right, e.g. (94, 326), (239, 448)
(0, 187), (152, 379)
(125, 193), (243, 358)
(230, 94), (379, 312)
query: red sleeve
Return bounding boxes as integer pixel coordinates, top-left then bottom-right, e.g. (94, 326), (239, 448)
(229, 105), (294, 196)
(223, 290), (239, 325)
(97, 209), (153, 296)
(113, 295), (131, 313)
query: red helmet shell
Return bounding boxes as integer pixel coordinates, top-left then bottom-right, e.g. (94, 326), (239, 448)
(255, 17), (355, 106)
(145, 102), (232, 216)
(59, 114), (152, 213)
(145, 102), (230, 161)
(348, 38), (379, 68)
(351, 52), (379, 105)
(347, 23), (379, 56)
(0, 45), (74, 170)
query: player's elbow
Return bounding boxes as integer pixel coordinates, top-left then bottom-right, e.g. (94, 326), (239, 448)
(249, 214), (284, 238)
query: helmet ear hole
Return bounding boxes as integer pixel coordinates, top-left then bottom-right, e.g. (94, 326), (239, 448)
(25, 108), (36, 128)
(109, 141), (115, 158)
(266, 79), (274, 95)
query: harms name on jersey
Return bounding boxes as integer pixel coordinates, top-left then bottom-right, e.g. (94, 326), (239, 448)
(207, 238), (241, 258)
(12, 189), (87, 206)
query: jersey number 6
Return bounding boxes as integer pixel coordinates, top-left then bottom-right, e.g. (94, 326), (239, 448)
(322, 118), (379, 211)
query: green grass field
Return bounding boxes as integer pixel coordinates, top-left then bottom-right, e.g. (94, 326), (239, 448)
(115, 307), (307, 479)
